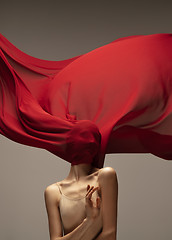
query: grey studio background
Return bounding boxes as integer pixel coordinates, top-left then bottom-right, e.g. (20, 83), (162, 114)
(0, 1), (172, 240)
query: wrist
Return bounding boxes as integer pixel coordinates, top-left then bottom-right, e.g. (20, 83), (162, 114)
(85, 216), (102, 235)
(85, 217), (94, 224)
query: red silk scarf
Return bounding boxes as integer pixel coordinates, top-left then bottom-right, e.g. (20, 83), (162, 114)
(1, 33), (172, 167)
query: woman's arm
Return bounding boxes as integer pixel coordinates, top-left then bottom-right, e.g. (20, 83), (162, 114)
(44, 185), (63, 240)
(44, 185), (103, 240)
(56, 217), (102, 240)
(95, 167), (118, 240)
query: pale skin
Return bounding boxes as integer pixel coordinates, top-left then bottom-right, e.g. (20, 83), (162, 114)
(44, 163), (118, 240)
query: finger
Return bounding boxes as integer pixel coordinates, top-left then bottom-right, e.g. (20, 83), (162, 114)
(87, 185), (90, 191)
(87, 186), (99, 199)
(86, 189), (94, 206)
(86, 187), (93, 196)
(85, 185), (94, 197)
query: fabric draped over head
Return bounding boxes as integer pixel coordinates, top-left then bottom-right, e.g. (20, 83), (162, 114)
(65, 120), (101, 166)
(1, 33), (172, 168)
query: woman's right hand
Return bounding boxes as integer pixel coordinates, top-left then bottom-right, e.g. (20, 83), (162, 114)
(85, 185), (102, 220)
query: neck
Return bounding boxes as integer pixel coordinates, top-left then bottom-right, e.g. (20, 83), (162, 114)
(66, 163), (98, 182)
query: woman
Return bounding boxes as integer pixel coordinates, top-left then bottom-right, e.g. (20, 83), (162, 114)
(0, 32), (172, 239)
(44, 123), (118, 240)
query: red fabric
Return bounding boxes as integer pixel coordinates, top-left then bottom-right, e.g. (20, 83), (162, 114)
(1, 33), (172, 168)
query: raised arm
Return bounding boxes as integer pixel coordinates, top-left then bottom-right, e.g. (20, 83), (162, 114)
(44, 184), (103, 240)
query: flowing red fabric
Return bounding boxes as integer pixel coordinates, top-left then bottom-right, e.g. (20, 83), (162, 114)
(1, 33), (172, 168)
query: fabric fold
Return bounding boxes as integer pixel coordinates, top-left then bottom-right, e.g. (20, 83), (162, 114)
(1, 33), (172, 168)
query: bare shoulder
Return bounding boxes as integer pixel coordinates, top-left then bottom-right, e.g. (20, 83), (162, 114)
(44, 182), (61, 204)
(98, 167), (117, 184)
(98, 166), (117, 178)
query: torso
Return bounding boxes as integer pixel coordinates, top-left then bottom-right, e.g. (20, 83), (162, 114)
(53, 168), (102, 235)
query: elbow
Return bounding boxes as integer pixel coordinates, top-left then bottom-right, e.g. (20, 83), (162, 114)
(101, 229), (117, 240)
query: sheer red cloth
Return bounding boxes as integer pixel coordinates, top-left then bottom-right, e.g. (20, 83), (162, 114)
(1, 33), (172, 168)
